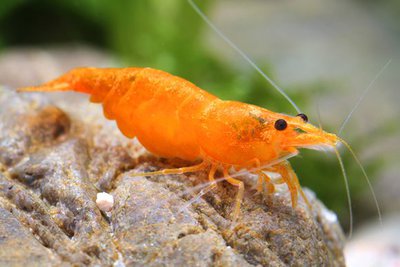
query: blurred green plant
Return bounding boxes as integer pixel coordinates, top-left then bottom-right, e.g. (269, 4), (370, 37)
(0, 0), (387, 230)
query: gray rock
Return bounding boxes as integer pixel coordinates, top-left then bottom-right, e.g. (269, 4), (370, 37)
(0, 84), (345, 266)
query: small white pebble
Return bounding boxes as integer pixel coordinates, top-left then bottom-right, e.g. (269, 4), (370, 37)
(96, 192), (114, 212)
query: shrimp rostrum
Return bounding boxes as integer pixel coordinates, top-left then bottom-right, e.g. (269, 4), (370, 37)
(19, 67), (344, 220)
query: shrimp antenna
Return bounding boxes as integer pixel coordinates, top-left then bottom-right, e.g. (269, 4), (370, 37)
(333, 146), (353, 238)
(187, 0), (302, 114)
(338, 137), (382, 225)
(338, 59), (392, 135)
(315, 92), (323, 130)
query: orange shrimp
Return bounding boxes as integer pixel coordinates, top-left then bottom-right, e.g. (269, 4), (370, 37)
(18, 67), (344, 220)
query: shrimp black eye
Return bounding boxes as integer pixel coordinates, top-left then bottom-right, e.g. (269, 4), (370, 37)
(296, 113), (308, 123)
(274, 119), (287, 131)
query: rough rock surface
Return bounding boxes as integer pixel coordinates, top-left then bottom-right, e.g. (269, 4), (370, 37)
(0, 85), (345, 266)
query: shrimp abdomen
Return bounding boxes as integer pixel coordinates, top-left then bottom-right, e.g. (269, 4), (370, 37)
(18, 67), (218, 160)
(112, 68), (217, 160)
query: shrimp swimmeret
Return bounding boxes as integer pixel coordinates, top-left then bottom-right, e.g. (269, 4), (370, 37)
(18, 66), (352, 221)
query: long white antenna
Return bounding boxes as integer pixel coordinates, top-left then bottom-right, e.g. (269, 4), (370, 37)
(339, 137), (382, 226)
(338, 59), (392, 135)
(333, 147), (353, 238)
(188, 0), (302, 114)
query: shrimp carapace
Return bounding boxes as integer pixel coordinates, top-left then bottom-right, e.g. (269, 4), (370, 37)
(18, 67), (341, 220)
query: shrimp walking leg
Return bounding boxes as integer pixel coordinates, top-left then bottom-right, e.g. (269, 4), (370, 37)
(223, 167), (244, 221)
(268, 161), (311, 210)
(251, 159), (275, 200)
(269, 162), (299, 208)
(284, 162), (311, 209)
(208, 164), (218, 189)
(271, 177), (285, 184)
(178, 163), (220, 213)
(256, 174), (264, 193)
(256, 171), (275, 195)
(134, 161), (209, 177)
